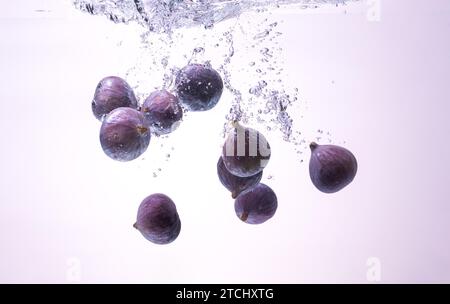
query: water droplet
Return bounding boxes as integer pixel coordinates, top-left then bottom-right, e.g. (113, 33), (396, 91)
(254, 29), (270, 40)
(161, 57), (168, 67)
(193, 47), (204, 54)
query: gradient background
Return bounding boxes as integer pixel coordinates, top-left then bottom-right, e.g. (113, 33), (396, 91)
(0, 0), (449, 283)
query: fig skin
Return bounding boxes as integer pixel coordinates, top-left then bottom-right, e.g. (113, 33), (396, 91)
(309, 142), (358, 193)
(217, 157), (263, 199)
(222, 122), (271, 178)
(134, 193), (181, 245)
(92, 76), (138, 120)
(234, 183), (278, 225)
(175, 63), (223, 111)
(141, 90), (183, 135)
(99, 107), (151, 162)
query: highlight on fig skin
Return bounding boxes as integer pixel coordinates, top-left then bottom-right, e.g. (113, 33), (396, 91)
(134, 193), (181, 245)
(141, 89), (183, 135)
(222, 121), (271, 178)
(309, 142), (358, 193)
(234, 183), (278, 225)
(217, 157), (263, 199)
(175, 63), (223, 111)
(99, 107), (151, 162)
(92, 76), (138, 120)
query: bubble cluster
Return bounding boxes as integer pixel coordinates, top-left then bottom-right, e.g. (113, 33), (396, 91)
(73, 0), (351, 33)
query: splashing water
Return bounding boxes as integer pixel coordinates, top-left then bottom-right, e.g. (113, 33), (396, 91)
(73, 0), (354, 33)
(73, 0), (357, 166)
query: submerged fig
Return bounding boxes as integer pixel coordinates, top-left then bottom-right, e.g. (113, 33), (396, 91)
(134, 193), (181, 245)
(175, 63), (223, 111)
(309, 142), (357, 193)
(92, 76), (138, 120)
(141, 89), (183, 135)
(222, 122), (271, 178)
(99, 107), (151, 162)
(217, 157), (263, 199)
(234, 183), (278, 224)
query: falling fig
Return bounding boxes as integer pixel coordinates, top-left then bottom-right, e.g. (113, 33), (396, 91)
(92, 76), (138, 120)
(222, 121), (271, 178)
(134, 193), (181, 245)
(309, 142), (358, 193)
(234, 183), (278, 224)
(99, 107), (151, 162)
(141, 89), (183, 135)
(217, 156), (263, 199)
(175, 63), (223, 111)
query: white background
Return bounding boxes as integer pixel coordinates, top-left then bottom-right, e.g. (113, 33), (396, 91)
(0, 0), (449, 283)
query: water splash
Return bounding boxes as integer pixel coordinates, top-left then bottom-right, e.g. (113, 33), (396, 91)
(73, 0), (353, 33)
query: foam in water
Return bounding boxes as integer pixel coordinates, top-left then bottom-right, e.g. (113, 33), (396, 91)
(73, 0), (353, 33)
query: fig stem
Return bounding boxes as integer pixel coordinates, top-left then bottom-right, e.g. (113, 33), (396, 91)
(310, 142), (319, 151)
(240, 211), (249, 222)
(136, 126), (148, 135)
(231, 120), (242, 129)
(133, 223), (139, 230)
(231, 191), (238, 199)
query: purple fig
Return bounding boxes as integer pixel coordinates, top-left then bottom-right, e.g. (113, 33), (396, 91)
(222, 122), (271, 177)
(217, 157), (263, 199)
(92, 76), (138, 120)
(99, 107), (150, 162)
(134, 193), (181, 245)
(309, 142), (358, 193)
(175, 63), (223, 111)
(234, 183), (278, 225)
(141, 90), (183, 135)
